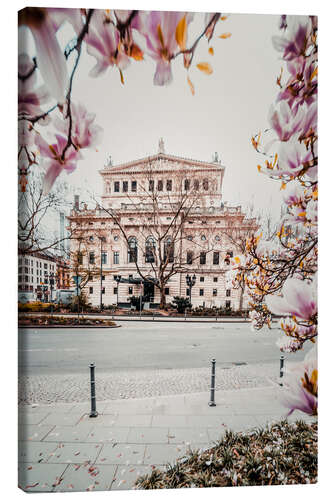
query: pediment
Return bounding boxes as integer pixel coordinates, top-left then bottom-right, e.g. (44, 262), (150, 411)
(100, 153), (224, 176)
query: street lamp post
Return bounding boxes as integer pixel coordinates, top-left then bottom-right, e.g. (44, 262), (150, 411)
(114, 275), (122, 307)
(45, 272), (55, 315)
(99, 237), (104, 313)
(186, 274), (196, 308)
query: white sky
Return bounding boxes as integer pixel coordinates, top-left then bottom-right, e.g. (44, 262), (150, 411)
(45, 10), (284, 216)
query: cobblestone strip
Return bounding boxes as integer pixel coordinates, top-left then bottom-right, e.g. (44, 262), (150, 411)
(18, 363), (283, 406)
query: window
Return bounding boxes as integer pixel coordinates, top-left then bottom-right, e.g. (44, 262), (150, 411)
(145, 237), (155, 263)
(114, 181), (120, 192)
(89, 287), (93, 294)
(165, 287), (170, 295)
(131, 180), (137, 192)
(166, 179), (172, 191)
(194, 179), (199, 190)
(25, 258), (29, 265)
(200, 276), (204, 282)
(113, 251), (119, 264)
(157, 180), (163, 191)
(18, 276), (22, 283)
(213, 289), (217, 296)
(128, 287), (133, 295)
(184, 179), (190, 191)
(201, 235), (206, 241)
(89, 235), (94, 242)
(128, 236), (138, 263)
(101, 252), (107, 265)
(123, 181), (128, 192)
(113, 287), (118, 294)
(186, 251), (193, 265)
(213, 252), (220, 265)
(226, 300), (231, 309)
(227, 250), (234, 258)
(215, 235), (220, 241)
(187, 235), (193, 241)
(203, 178), (209, 191)
(199, 289), (204, 296)
(200, 252), (206, 265)
(44, 263), (48, 269)
(18, 267), (23, 274)
(213, 277), (218, 282)
(89, 252), (95, 264)
(164, 237), (174, 263)
(226, 289), (231, 297)
(149, 180), (154, 191)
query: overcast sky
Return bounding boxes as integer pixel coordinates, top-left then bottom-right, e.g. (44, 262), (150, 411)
(23, 10), (286, 218)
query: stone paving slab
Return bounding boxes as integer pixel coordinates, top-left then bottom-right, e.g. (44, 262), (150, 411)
(167, 427), (210, 444)
(18, 411), (51, 425)
(111, 465), (154, 491)
(42, 424), (94, 443)
(18, 462), (67, 492)
(144, 443), (192, 465)
(95, 443), (146, 465)
(52, 463), (117, 492)
(18, 441), (59, 463)
(86, 426), (130, 444)
(151, 415), (188, 427)
(46, 443), (103, 464)
(127, 427), (169, 444)
(42, 412), (84, 426)
(114, 414), (153, 427)
(18, 424), (55, 441)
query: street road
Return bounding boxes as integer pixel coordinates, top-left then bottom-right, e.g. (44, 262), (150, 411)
(18, 322), (311, 376)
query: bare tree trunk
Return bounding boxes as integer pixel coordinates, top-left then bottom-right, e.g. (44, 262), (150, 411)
(159, 282), (166, 309)
(239, 283), (245, 313)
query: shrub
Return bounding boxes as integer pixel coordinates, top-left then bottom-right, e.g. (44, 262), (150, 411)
(171, 296), (192, 314)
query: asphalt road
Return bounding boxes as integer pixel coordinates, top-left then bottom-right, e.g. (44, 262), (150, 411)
(18, 322), (311, 377)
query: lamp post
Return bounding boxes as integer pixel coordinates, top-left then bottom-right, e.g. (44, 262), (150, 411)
(186, 274), (196, 307)
(114, 275), (122, 307)
(45, 272), (55, 315)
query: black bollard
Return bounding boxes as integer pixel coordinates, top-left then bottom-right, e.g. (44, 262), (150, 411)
(208, 358), (216, 407)
(89, 363), (98, 417)
(279, 355), (285, 386)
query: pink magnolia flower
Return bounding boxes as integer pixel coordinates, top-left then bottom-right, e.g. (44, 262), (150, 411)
(54, 102), (103, 150)
(276, 137), (312, 177)
(277, 55), (317, 110)
(35, 133), (82, 194)
(272, 16), (312, 61)
(268, 101), (305, 142)
(276, 335), (302, 353)
(18, 53), (50, 119)
(85, 10), (131, 77)
(18, 7), (70, 103)
(266, 277), (317, 321)
(282, 180), (305, 207)
(141, 11), (194, 86)
(281, 347), (317, 416)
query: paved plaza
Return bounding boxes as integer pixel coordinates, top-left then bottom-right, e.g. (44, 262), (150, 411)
(18, 386), (316, 492)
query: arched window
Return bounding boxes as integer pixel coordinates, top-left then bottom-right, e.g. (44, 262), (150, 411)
(164, 237), (174, 263)
(128, 236), (137, 263)
(203, 178), (209, 191)
(145, 236), (156, 263)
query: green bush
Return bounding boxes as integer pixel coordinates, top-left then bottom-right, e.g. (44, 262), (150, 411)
(171, 296), (192, 314)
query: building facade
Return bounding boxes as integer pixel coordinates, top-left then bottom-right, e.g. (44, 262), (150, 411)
(67, 142), (257, 310)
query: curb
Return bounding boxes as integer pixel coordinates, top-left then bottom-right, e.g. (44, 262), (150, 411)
(18, 324), (121, 329)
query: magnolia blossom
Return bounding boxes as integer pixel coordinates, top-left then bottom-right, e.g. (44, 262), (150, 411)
(266, 277), (317, 321)
(268, 101), (305, 142)
(85, 10), (131, 78)
(18, 53), (50, 119)
(282, 180), (305, 207)
(54, 102), (103, 151)
(272, 16), (312, 61)
(35, 133), (81, 194)
(276, 336), (303, 353)
(281, 347), (317, 416)
(276, 137), (313, 177)
(18, 7), (71, 103)
(142, 11), (194, 86)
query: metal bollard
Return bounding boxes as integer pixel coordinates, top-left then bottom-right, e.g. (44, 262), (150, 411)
(208, 358), (216, 407)
(279, 355), (285, 386)
(89, 363), (98, 417)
